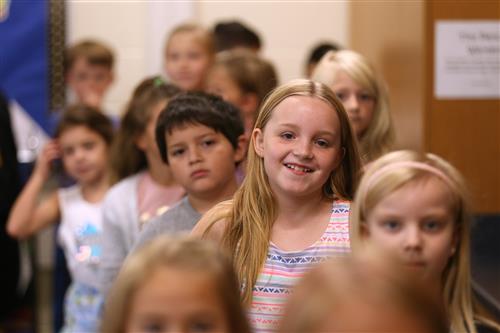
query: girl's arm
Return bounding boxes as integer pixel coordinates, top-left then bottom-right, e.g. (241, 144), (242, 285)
(6, 141), (61, 239)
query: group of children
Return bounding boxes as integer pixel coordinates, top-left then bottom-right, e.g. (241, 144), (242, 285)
(6, 19), (500, 333)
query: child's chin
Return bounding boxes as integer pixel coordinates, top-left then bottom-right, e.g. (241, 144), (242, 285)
(73, 172), (98, 184)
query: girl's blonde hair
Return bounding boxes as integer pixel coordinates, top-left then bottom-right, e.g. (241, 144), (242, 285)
(204, 79), (362, 304)
(312, 50), (395, 162)
(350, 150), (500, 333)
(110, 76), (180, 183)
(101, 235), (250, 333)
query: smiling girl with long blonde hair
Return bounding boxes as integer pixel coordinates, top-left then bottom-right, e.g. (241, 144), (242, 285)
(192, 79), (362, 332)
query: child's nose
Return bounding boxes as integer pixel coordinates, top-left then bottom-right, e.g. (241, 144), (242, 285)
(188, 147), (203, 164)
(178, 56), (189, 69)
(293, 140), (313, 159)
(403, 226), (423, 251)
(74, 148), (86, 161)
(345, 94), (359, 111)
(88, 79), (98, 90)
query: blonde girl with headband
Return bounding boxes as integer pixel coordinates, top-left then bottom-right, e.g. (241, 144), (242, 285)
(312, 50), (395, 163)
(101, 236), (251, 333)
(99, 77), (184, 296)
(192, 79), (362, 332)
(350, 150), (500, 333)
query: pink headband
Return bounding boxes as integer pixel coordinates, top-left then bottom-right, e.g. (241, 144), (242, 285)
(360, 161), (455, 204)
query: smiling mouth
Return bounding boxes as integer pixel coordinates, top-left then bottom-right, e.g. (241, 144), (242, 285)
(284, 163), (313, 173)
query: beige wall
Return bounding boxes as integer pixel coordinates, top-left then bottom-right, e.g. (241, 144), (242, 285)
(198, 2), (349, 82)
(68, 2), (147, 115)
(67, 2), (422, 150)
(67, 2), (349, 114)
(67, 2), (193, 115)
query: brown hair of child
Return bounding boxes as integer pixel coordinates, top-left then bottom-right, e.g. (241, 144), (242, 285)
(110, 77), (180, 183)
(65, 39), (114, 73)
(55, 104), (114, 145)
(214, 49), (278, 110)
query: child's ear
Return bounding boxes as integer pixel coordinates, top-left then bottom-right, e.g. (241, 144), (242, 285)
(360, 222), (370, 238)
(233, 134), (247, 163)
(252, 128), (265, 158)
(135, 133), (147, 151)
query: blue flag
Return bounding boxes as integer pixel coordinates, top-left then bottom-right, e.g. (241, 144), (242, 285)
(0, 0), (50, 162)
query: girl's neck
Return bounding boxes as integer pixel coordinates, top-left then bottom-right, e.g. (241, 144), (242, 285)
(80, 173), (110, 203)
(427, 275), (444, 299)
(188, 178), (238, 214)
(271, 192), (334, 251)
(275, 191), (331, 227)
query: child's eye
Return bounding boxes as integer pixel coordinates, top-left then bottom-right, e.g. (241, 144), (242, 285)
(315, 139), (330, 148)
(62, 147), (74, 156)
(334, 92), (347, 101)
(142, 322), (164, 333)
(82, 141), (96, 150)
(422, 220), (443, 233)
(358, 93), (375, 102)
(280, 132), (295, 140)
(201, 139), (215, 148)
(382, 220), (401, 232)
(171, 148), (185, 157)
(190, 320), (214, 332)
(188, 52), (202, 61)
(168, 53), (179, 61)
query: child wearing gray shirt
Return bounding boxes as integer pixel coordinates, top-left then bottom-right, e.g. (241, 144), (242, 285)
(134, 197), (199, 250)
(132, 92), (246, 251)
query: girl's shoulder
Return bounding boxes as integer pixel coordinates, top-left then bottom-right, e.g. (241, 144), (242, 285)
(190, 200), (233, 243)
(332, 198), (351, 211)
(105, 172), (144, 200)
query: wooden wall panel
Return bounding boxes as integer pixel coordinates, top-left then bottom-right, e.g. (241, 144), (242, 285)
(425, 1), (500, 213)
(351, 1), (499, 213)
(350, 1), (424, 151)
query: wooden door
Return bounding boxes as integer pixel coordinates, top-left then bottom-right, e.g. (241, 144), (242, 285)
(424, 1), (499, 213)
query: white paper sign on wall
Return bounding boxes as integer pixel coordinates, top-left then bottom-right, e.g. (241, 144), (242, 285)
(435, 20), (500, 99)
